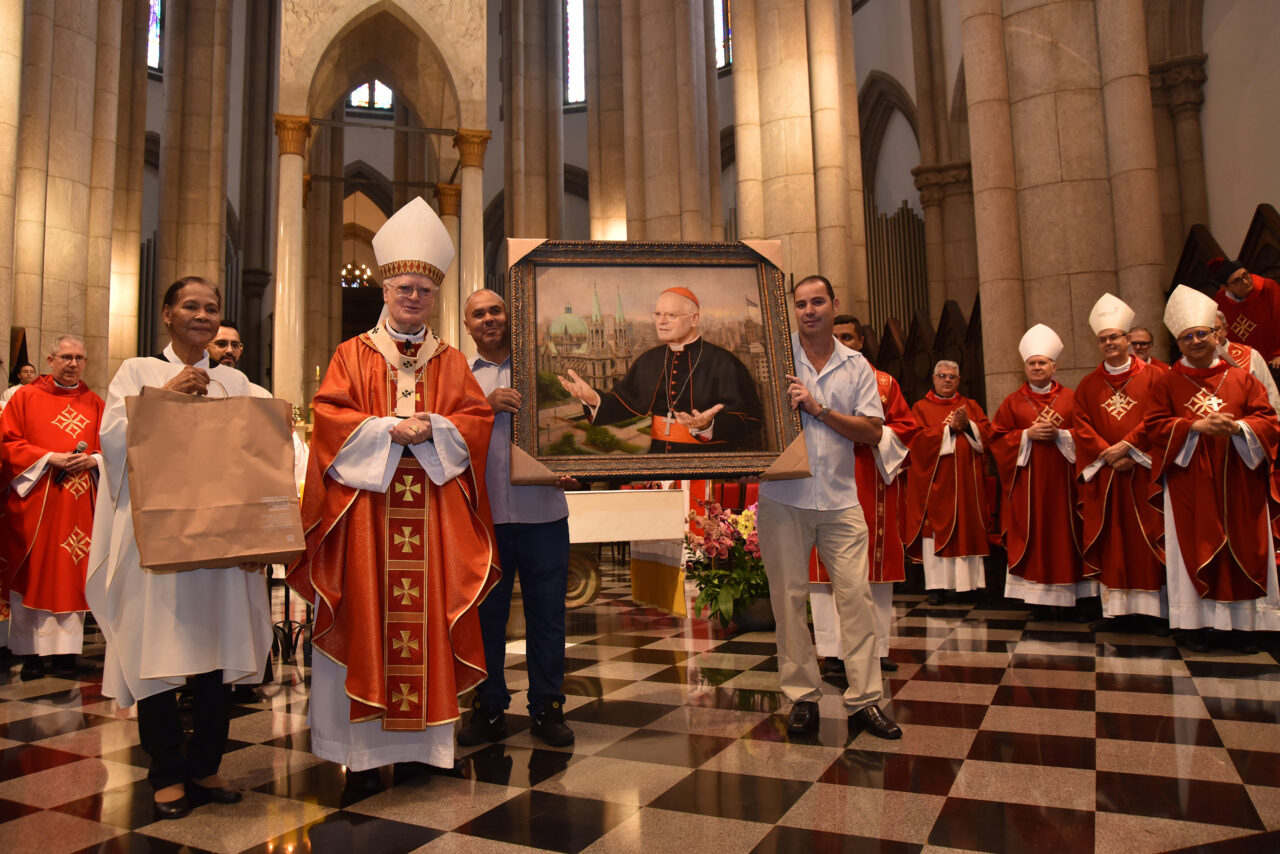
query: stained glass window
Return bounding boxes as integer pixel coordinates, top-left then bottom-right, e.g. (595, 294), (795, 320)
(565, 0), (585, 105)
(147, 0), (162, 72)
(349, 80), (393, 112)
(715, 0), (731, 70)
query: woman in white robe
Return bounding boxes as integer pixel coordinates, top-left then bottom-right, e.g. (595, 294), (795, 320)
(86, 277), (272, 820)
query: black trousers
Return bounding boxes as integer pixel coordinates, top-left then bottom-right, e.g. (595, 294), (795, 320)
(136, 670), (232, 789)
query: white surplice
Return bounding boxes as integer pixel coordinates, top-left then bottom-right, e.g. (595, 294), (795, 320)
(85, 346), (274, 707)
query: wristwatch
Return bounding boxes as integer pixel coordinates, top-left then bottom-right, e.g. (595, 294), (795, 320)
(815, 404), (831, 422)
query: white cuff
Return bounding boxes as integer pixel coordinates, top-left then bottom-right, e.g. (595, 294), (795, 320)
(408, 413), (471, 485)
(1055, 429), (1076, 464)
(12, 452), (52, 498)
(1173, 431), (1199, 468)
(327, 416), (401, 492)
(1232, 422), (1266, 469)
(875, 429), (909, 483)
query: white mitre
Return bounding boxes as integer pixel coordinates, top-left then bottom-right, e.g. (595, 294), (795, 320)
(1164, 285), (1218, 336)
(371, 196), (455, 284)
(1088, 293), (1135, 335)
(1018, 323), (1064, 362)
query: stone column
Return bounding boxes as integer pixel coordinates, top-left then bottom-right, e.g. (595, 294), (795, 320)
(1096, 0), (1166, 343)
(959, 0), (1024, 408)
(435, 183), (462, 347)
(913, 166), (949, 319)
(109, 0), (150, 378)
(155, 0), (231, 327)
(1158, 55), (1209, 234)
(0, 0), (25, 368)
(619, 0), (646, 238)
(502, 0), (563, 239)
(702, 0), (724, 240)
(272, 114), (311, 408)
(586, 0), (627, 239)
(910, 0), (945, 322)
(833, 0), (869, 317)
(731, 0), (764, 240)
(453, 129), (490, 308)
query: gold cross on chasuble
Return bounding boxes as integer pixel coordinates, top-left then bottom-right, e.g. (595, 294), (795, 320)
(1188, 389), (1226, 417)
(1103, 392), (1135, 420)
(1232, 315), (1257, 339)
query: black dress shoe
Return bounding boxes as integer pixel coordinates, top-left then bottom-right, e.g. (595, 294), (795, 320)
(786, 700), (820, 735)
(849, 704), (902, 740)
(186, 778), (242, 804)
(879, 656), (899, 672)
(344, 767), (385, 792)
(153, 795), (192, 820)
(926, 590), (945, 606)
(19, 656), (46, 681)
(1181, 629), (1212, 653)
(821, 656), (844, 675)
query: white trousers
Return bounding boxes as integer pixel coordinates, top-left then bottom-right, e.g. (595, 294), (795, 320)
(811, 581), (892, 659)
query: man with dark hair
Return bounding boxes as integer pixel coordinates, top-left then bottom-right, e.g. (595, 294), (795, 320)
(207, 322), (244, 369)
(832, 315), (863, 349)
(1127, 326), (1167, 371)
(1212, 259), (1280, 367)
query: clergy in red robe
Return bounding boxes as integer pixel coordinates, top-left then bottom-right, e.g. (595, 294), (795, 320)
(1127, 326), (1168, 372)
(903, 361), (991, 605)
(1213, 311), (1280, 412)
(1148, 285), (1280, 652)
(287, 198), (499, 784)
(1, 335), (103, 679)
(1213, 260), (1280, 364)
(809, 317), (919, 673)
(991, 324), (1093, 615)
(1074, 294), (1167, 623)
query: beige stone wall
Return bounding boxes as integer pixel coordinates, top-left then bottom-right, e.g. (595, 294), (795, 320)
(0, 0), (23, 373)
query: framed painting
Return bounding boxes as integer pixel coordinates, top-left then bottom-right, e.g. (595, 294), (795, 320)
(508, 240), (801, 479)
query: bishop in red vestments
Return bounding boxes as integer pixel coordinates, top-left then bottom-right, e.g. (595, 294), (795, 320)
(903, 361), (991, 604)
(1213, 260), (1280, 364)
(809, 317), (919, 673)
(990, 325), (1092, 615)
(1148, 285), (1280, 652)
(288, 198), (499, 783)
(1073, 295), (1167, 623)
(1, 336), (103, 678)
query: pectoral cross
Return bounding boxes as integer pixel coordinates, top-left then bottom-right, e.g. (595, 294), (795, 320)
(1036, 406), (1064, 428)
(1189, 389), (1226, 417)
(664, 410), (673, 436)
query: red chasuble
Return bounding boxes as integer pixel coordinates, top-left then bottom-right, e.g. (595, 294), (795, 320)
(1073, 359), (1165, 591)
(902, 392), (991, 560)
(1147, 361), (1280, 601)
(0, 377), (104, 613)
(287, 333), (498, 731)
(989, 382), (1083, 584)
(810, 371), (920, 584)
(1215, 275), (1280, 362)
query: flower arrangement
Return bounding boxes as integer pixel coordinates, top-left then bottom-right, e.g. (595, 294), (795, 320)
(685, 501), (770, 628)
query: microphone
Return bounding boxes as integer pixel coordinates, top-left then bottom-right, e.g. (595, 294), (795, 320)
(54, 441), (88, 485)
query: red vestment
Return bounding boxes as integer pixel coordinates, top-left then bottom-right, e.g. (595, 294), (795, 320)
(902, 392), (991, 560)
(287, 333), (498, 731)
(990, 382), (1083, 584)
(1, 377), (104, 613)
(1072, 359), (1165, 591)
(1215, 275), (1280, 362)
(1147, 361), (1280, 601)
(810, 371), (920, 584)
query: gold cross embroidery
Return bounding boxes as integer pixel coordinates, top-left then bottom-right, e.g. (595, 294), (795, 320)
(60, 527), (91, 561)
(51, 405), (90, 437)
(394, 475), (421, 500)
(1103, 392), (1135, 420)
(393, 526), (420, 553)
(392, 630), (420, 659)
(392, 683), (419, 711)
(1232, 315), (1257, 339)
(1189, 389), (1226, 416)
(62, 472), (91, 498)
(1035, 406), (1064, 428)
(392, 577), (420, 605)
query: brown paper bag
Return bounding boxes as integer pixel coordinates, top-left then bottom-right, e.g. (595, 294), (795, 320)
(758, 433), (811, 481)
(509, 443), (562, 485)
(125, 386), (305, 572)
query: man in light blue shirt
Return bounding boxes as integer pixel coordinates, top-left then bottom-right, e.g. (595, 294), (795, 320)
(758, 275), (901, 741)
(460, 289), (575, 748)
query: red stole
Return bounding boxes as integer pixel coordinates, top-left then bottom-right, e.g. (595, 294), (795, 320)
(990, 382), (1082, 584)
(902, 391), (991, 559)
(1147, 360), (1280, 601)
(1, 377), (104, 612)
(1072, 359), (1165, 590)
(810, 371), (920, 584)
(287, 334), (498, 730)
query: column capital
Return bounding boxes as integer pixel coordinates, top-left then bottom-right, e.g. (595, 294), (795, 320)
(911, 161), (972, 204)
(453, 129), (492, 169)
(1150, 54), (1207, 116)
(435, 183), (462, 217)
(273, 114), (312, 156)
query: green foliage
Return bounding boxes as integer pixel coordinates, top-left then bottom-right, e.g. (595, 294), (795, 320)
(547, 432), (587, 455)
(582, 424), (642, 453)
(537, 371), (572, 405)
(684, 503), (768, 629)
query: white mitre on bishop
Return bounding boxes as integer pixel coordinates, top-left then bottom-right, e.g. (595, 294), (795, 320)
(1018, 323), (1063, 362)
(371, 196), (455, 284)
(1088, 293), (1135, 335)
(1163, 285), (1218, 336)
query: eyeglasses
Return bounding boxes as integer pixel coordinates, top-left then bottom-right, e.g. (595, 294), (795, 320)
(651, 311), (693, 322)
(391, 284), (438, 300)
(934, 373), (959, 380)
(1128, 339), (1152, 349)
(212, 340), (245, 350)
(1177, 329), (1214, 344)
(1098, 333), (1127, 344)
(53, 354), (87, 363)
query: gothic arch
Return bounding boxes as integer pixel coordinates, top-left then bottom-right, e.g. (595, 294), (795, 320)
(344, 160), (394, 217)
(858, 71), (920, 203)
(949, 64), (970, 161)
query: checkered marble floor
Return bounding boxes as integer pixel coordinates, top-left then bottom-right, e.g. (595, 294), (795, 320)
(4, 564), (1280, 854)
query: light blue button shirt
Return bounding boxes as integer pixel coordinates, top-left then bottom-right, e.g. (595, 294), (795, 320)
(471, 355), (569, 525)
(758, 333), (884, 511)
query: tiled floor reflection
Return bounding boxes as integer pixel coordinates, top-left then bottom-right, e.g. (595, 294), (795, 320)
(3, 564), (1280, 853)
